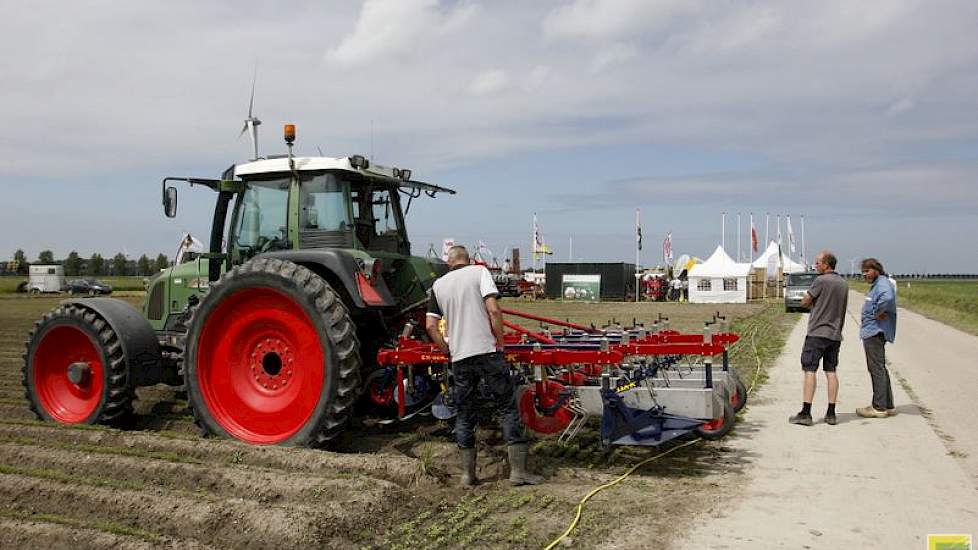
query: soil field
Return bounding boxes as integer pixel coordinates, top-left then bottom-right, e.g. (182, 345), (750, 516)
(0, 294), (794, 549)
(849, 279), (978, 336)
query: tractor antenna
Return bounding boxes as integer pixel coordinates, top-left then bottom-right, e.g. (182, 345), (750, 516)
(239, 67), (262, 160)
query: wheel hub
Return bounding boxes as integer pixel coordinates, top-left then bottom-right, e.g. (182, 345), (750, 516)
(66, 362), (91, 385)
(249, 338), (295, 391)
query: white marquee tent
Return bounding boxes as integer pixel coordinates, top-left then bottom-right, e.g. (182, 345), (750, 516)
(752, 241), (807, 275)
(688, 246), (753, 303)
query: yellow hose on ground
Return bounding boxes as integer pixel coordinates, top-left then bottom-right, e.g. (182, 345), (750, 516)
(543, 323), (765, 550)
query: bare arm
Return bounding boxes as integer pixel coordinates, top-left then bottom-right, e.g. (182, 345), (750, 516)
(484, 296), (506, 350)
(801, 292), (813, 309)
(425, 316), (450, 354)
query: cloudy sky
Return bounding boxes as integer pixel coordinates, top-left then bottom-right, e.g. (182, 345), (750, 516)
(2, 0), (977, 273)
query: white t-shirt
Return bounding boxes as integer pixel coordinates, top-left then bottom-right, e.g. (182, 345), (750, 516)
(426, 265), (500, 362)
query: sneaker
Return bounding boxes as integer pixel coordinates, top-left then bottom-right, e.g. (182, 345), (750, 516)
(789, 412), (814, 426)
(886, 408), (897, 417)
(824, 413), (837, 425)
(856, 406), (888, 419)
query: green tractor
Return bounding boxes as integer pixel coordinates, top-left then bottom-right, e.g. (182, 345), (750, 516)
(23, 123), (454, 446)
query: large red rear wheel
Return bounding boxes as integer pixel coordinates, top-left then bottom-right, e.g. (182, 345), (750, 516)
(185, 258), (361, 446)
(23, 305), (133, 425)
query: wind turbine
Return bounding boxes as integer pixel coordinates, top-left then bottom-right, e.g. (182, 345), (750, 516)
(239, 70), (261, 160)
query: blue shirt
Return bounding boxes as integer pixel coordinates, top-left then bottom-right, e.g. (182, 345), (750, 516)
(860, 276), (897, 342)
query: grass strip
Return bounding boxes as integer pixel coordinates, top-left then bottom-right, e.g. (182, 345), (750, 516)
(850, 279), (978, 336)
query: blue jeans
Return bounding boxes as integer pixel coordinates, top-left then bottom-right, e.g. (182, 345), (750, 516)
(452, 351), (526, 449)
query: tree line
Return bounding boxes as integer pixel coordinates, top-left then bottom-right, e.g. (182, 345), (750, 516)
(5, 249), (170, 277)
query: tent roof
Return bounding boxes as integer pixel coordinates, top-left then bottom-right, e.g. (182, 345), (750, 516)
(689, 245), (752, 278)
(752, 241), (807, 273)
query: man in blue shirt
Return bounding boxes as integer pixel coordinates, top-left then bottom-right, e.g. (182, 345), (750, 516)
(856, 258), (898, 418)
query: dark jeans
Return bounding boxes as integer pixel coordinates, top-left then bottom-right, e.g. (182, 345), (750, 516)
(452, 351), (526, 449)
(863, 333), (894, 410)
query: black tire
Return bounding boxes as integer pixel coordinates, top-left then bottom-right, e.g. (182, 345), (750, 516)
(729, 370), (748, 413)
(695, 397), (736, 440)
(22, 304), (134, 426)
(184, 258), (362, 447)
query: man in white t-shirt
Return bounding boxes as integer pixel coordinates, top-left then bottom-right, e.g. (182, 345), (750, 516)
(426, 245), (541, 487)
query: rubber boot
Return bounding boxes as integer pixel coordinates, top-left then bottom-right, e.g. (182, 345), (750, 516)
(508, 443), (543, 486)
(459, 448), (478, 488)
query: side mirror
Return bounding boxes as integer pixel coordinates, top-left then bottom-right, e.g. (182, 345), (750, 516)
(164, 186), (178, 217)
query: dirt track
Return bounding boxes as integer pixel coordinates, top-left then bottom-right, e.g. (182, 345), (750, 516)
(0, 295), (792, 549)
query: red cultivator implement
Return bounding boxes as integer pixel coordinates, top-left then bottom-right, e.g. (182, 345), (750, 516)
(377, 309), (745, 447)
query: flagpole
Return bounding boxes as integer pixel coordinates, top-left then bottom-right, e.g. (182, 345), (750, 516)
(532, 213), (537, 275)
(737, 212), (742, 261)
(749, 212), (754, 264)
(765, 212), (770, 249)
(635, 208), (641, 302)
(801, 215), (806, 267)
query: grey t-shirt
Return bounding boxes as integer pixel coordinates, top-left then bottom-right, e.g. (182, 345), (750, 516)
(426, 265), (501, 362)
(806, 271), (848, 341)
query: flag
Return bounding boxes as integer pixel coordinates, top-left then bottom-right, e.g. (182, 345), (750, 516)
(787, 215), (796, 254)
(636, 209), (642, 251)
(751, 217), (758, 254)
(532, 213), (552, 259)
(663, 232), (673, 265)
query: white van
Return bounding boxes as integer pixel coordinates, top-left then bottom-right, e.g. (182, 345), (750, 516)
(28, 265), (66, 294)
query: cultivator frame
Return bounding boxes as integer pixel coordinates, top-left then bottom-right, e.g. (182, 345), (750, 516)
(376, 309), (745, 447)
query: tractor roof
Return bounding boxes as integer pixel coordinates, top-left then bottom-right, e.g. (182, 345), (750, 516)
(233, 156), (455, 195)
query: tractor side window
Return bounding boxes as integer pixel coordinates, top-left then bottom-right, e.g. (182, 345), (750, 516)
(299, 174), (350, 231)
(372, 189), (399, 235)
(235, 179), (289, 251)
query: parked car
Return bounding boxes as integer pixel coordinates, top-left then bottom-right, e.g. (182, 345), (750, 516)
(66, 278), (113, 296)
(784, 272), (818, 312)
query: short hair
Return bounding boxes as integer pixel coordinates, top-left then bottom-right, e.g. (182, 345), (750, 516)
(818, 251), (837, 269)
(447, 245), (469, 264)
(861, 258), (884, 273)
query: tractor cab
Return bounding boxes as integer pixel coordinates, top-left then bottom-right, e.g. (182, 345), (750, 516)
(153, 124), (454, 339)
(227, 155), (431, 263)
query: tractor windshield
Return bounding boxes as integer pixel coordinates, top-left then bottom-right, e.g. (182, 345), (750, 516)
(234, 178), (290, 256)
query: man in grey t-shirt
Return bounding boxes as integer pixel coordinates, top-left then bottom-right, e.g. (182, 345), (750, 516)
(789, 250), (848, 426)
(426, 246), (541, 487)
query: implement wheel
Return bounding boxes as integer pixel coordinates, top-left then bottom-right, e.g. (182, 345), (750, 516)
(696, 398), (735, 441)
(184, 258), (361, 446)
(729, 371), (748, 413)
(517, 380), (574, 435)
(23, 304), (133, 425)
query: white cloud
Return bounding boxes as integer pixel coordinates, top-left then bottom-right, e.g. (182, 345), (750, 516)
(887, 97), (915, 115)
(325, 0), (476, 66)
(469, 69), (510, 96)
(543, 0), (699, 40)
(590, 43), (637, 71)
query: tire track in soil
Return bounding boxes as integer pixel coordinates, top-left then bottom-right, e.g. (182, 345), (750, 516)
(0, 517), (213, 550)
(0, 441), (401, 504)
